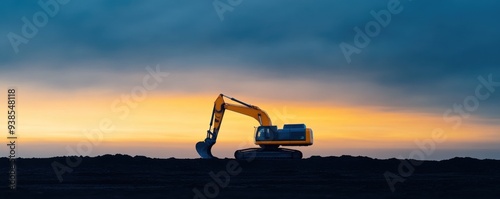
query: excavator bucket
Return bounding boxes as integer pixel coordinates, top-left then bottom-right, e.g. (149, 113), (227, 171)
(196, 140), (215, 159)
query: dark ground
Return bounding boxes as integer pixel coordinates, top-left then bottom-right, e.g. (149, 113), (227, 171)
(1, 155), (500, 199)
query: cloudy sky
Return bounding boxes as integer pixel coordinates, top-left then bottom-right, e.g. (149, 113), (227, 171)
(1, 0), (499, 159)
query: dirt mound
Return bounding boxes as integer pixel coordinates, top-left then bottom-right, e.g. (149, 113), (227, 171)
(1, 155), (499, 198)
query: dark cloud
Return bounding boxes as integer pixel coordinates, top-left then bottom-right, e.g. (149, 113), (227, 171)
(1, 0), (499, 117)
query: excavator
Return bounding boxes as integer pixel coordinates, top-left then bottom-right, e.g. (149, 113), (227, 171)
(196, 94), (313, 159)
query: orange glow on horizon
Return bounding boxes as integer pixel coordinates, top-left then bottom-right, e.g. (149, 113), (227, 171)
(2, 87), (499, 158)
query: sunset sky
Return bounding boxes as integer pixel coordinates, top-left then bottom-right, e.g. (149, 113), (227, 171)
(1, 1), (499, 159)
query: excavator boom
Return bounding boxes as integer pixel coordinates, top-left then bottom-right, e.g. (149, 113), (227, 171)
(196, 94), (271, 158)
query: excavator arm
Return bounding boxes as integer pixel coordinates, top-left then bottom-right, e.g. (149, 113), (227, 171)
(196, 94), (272, 158)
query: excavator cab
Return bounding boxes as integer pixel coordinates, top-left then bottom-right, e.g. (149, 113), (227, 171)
(255, 124), (313, 146)
(255, 126), (279, 141)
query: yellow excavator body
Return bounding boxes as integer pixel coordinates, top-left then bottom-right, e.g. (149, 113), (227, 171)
(196, 94), (313, 159)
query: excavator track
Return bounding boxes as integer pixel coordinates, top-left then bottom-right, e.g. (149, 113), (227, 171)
(234, 147), (303, 160)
